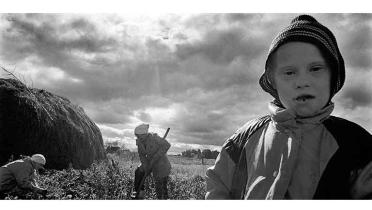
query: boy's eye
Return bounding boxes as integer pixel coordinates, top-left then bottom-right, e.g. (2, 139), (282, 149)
(284, 70), (295, 76)
(310, 66), (325, 72)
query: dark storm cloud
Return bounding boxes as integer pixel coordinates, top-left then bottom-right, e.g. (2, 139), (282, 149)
(81, 99), (135, 125)
(170, 15), (269, 94)
(224, 13), (257, 22)
(1, 14), (169, 103)
(1, 14), (135, 105)
(158, 57), (258, 97)
(2, 14), (117, 64)
(176, 27), (265, 65)
(170, 13), (286, 95)
(183, 14), (222, 31)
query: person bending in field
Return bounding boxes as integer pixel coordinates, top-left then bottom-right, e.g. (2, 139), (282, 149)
(131, 124), (171, 199)
(205, 14), (372, 199)
(0, 154), (47, 198)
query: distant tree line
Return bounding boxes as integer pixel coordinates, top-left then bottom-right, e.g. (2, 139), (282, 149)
(181, 149), (219, 159)
(105, 145), (121, 154)
(104, 142), (129, 155)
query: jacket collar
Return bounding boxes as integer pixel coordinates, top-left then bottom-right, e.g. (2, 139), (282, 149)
(269, 101), (334, 131)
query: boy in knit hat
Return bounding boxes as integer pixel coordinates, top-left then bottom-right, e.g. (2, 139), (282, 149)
(205, 15), (372, 199)
(0, 154), (47, 198)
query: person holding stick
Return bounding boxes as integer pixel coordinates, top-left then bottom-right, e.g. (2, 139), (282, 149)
(131, 124), (171, 199)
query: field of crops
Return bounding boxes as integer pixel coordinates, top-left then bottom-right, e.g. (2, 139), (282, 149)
(3, 152), (216, 200)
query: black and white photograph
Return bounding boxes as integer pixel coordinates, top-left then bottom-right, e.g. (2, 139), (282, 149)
(0, 1), (371, 206)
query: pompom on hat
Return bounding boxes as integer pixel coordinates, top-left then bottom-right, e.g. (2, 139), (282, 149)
(31, 154), (46, 165)
(259, 14), (345, 101)
(134, 123), (149, 135)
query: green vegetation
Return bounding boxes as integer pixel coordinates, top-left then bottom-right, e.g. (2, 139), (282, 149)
(3, 152), (215, 200)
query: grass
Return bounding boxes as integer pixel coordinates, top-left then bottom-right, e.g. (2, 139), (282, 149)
(2, 152), (216, 200)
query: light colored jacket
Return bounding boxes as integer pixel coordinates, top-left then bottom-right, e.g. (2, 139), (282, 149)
(136, 133), (171, 179)
(205, 102), (372, 199)
(0, 158), (43, 193)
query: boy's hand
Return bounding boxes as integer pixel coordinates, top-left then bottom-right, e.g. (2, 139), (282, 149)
(351, 161), (372, 199)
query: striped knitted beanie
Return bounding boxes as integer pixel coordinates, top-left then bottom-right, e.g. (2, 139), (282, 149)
(259, 14), (345, 101)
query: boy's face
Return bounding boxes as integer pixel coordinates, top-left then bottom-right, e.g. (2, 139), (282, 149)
(272, 42), (331, 117)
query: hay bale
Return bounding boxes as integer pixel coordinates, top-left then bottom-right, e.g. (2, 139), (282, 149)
(0, 78), (106, 169)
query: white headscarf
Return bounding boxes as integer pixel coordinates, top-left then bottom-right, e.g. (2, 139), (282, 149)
(31, 154), (46, 165)
(134, 123), (149, 135)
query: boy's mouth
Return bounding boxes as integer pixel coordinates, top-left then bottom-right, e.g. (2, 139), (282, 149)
(294, 94), (315, 102)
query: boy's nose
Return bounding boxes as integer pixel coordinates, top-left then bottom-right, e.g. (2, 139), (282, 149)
(295, 73), (310, 89)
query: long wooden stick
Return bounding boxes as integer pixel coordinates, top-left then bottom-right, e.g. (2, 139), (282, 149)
(163, 128), (170, 139)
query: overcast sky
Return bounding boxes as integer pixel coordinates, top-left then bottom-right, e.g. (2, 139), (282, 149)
(1, 13), (371, 154)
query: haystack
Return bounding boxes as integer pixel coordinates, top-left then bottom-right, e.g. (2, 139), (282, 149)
(0, 78), (106, 169)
